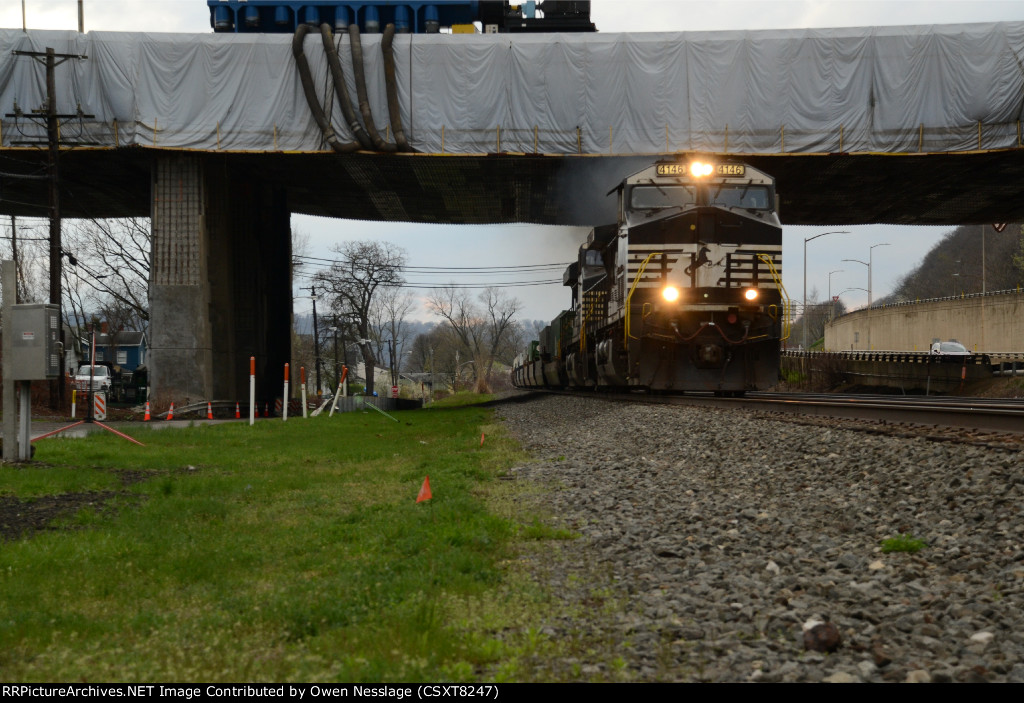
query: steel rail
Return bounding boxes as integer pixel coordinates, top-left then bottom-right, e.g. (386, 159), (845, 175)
(751, 392), (1024, 411)
(521, 389), (1024, 434)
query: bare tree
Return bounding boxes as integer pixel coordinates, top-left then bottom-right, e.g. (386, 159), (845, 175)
(63, 218), (150, 329)
(1, 217), (48, 304)
(428, 286), (522, 393)
(790, 287), (845, 350)
(369, 284), (416, 385)
(314, 241), (407, 396)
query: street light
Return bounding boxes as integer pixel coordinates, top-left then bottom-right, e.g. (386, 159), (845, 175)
(843, 243), (889, 349)
(867, 243), (890, 310)
(803, 230), (850, 349)
(834, 288), (868, 321)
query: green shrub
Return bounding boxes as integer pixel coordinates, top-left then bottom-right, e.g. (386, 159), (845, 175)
(881, 533), (927, 554)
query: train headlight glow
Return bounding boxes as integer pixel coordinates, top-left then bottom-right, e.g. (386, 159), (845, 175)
(744, 288), (759, 301)
(662, 285), (680, 302)
(689, 161), (714, 177)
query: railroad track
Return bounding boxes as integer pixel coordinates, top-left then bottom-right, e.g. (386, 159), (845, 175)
(511, 389), (1024, 435)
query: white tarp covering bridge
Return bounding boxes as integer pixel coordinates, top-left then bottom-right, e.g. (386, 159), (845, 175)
(1, 22), (1023, 225)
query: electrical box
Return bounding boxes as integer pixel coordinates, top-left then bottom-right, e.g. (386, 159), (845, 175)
(8, 303), (61, 380)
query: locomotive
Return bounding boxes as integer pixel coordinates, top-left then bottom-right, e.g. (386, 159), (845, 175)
(513, 157), (789, 394)
(208, 1), (596, 34)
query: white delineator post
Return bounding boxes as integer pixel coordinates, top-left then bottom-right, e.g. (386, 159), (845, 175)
(282, 363), (290, 422)
(248, 355), (255, 426)
(300, 366), (308, 418)
(329, 366), (348, 417)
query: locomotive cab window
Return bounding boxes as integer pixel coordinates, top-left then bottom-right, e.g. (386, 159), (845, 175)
(630, 185), (697, 210)
(581, 249), (608, 290)
(706, 184), (771, 210)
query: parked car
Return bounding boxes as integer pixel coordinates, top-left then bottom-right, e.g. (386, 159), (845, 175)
(74, 364), (113, 393)
(930, 340), (970, 356)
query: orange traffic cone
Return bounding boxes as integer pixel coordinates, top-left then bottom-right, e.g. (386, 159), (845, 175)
(415, 474), (432, 503)
(417, 476), (432, 503)
(144, 401), (151, 421)
(207, 402), (213, 420)
(235, 402), (240, 419)
(263, 402), (269, 418)
(166, 402), (175, 421)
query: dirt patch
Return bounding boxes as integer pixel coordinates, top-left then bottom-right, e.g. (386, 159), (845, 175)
(966, 376), (1024, 399)
(0, 467), (154, 543)
(0, 490), (143, 542)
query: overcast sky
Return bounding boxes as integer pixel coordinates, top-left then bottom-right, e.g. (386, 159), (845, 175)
(2, 1), (1020, 323)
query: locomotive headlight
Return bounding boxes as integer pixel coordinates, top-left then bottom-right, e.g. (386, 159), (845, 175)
(662, 285), (681, 302)
(689, 161), (714, 177)
(744, 288), (759, 301)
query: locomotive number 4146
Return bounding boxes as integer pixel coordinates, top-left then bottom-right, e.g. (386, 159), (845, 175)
(656, 163), (746, 177)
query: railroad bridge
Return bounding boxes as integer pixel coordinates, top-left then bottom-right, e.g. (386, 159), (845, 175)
(1, 22), (1023, 404)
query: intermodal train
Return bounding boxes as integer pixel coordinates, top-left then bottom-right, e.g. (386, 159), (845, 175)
(209, 1), (596, 34)
(512, 158), (790, 394)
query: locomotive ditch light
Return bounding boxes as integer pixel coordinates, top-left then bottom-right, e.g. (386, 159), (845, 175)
(689, 161), (714, 177)
(744, 288), (759, 301)
(662, 285), (680, 302)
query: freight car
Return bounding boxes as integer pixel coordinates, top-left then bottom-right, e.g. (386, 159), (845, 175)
(513, 158), (790, 394)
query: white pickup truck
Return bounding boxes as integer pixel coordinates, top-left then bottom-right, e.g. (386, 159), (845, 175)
(74, 365), (113, 393)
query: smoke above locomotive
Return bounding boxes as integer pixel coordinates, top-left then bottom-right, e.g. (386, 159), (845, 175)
(513, 157), (789, 394)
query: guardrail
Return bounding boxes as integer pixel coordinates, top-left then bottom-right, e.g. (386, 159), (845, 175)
(783, 350), (991, 365)
(831, 287), (1024, 318)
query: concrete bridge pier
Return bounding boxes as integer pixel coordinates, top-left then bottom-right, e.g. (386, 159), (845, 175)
(149, 155), (291, 409)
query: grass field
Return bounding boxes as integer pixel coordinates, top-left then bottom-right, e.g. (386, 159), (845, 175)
(0, 399), (603, 682)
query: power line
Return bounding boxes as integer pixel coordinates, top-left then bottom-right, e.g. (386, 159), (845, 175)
(293, 254), (570, 272)
(292, 270), (561, 289)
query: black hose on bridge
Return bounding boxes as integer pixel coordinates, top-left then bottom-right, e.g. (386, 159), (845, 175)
(294, 22), (413, 153)
(319, 23), (372, 150)
(381, 23), (412, 152)
(348, 24), (396, 152)
(292, 23), (359, 153)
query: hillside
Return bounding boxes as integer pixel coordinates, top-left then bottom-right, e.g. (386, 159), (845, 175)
(877, 223), (1024, 304)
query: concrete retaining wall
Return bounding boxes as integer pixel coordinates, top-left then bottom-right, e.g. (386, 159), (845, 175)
(824, 289), (1024, 353)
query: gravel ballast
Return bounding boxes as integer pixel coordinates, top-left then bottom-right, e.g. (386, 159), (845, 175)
(496, 394), (1024, 682)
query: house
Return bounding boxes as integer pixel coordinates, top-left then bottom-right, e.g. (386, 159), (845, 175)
(88, 331), (148, 373)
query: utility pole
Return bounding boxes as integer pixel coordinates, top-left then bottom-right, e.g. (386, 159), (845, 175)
(389, 338), (396, 387)
(301, 286), (322, 396)
(332, 325), (339, 390)
(10, 216), (22, 304)
(981, 224), (987, 352)
(9, 47), (91, 410)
